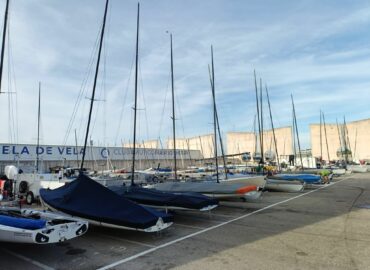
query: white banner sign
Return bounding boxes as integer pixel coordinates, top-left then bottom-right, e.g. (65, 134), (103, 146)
(0, 144), (202, 161)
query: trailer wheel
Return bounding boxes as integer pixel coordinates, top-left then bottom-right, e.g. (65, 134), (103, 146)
(19, 181), (28, 193)
(26, 191), (34, 205)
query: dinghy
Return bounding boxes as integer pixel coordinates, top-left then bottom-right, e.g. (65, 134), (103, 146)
(269, 174), (322, 184)
(40, 174), (173, 232)
(109, 185), (218, 211)
(265, 178), (305, 192)
(0, 207), (88, 244)
(347, 165), (367, 173)
(218, 174), (266, 188)
(150, 181), (258, 200)
(332, 168), (346, 175)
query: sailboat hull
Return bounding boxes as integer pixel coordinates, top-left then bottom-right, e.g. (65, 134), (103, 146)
(151, 181), (258, 201)
(0, 208), (88, 244)
(265, 179), (305, 192)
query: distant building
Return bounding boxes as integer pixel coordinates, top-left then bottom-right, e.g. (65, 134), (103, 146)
(310, 118), (370, 161)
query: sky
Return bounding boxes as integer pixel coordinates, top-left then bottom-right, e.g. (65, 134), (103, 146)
(0, 0), (370, 150)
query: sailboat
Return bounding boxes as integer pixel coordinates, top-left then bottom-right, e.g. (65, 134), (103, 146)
(152, 47), (259, 201)
(40, 0), (173, 232)
(0, 0), (88, 243)
(109, 6), (218, 212)
(267, 95), (321, 185)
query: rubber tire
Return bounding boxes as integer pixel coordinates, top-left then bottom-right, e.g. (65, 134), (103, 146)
(26, 191), (34, 205)
(19, 181), (28, 194)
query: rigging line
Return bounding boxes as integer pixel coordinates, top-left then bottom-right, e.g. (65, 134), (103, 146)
(80, 0), (109, 171)
(157, 69), (171, 138)
(0, 0), (9, 94)
(138, 57), (150, 143)
(114, 54), (135, 146)
(90, 19), (110, 142)
(7, 19), (15, 143)
(8, 19), (18, 143)
(62, 22), (102, 147)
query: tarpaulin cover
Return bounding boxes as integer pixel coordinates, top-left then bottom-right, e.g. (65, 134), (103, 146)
(271, 174), (321, 184)
(40, 174), (173, 230)
(108, 185), (218, 210)
(0, 214), (46, 230)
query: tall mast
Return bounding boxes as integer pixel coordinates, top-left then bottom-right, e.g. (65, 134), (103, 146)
(36, 82), (41, 173)
(259, 78), (264, 163)
(343, 116), (351, 163)
(291, 94), (303, 169)
(322, 111), (330, 162)
(353, 128), (358, 161)
(208, 64), (227, 179)
(253, 114), (257, 154)
(0, 0), (9, 93)
(169, 33), (177, 180)
(131, 3), (140, 184)
(253, 70), (262, 163)
(319, 110), (322, 160)
(343, 116), (351, 152)
(265, 85), (280, 169)
(292, 108), (297, 160)
(336, 118), (343, 161)
(80, 0), (109, 172)
(210, 46), (219, 183)
(74, 129), (79, 168)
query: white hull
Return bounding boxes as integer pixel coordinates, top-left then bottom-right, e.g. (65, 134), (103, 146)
(243, 190), (263, 202)
(0, 207), (88, 244)
(332, 169), (346, 175)
(265, 179), (305, 192)
(139, 203), (218, 212)
(347, 165), (367, 173)
(41, 200), (172, 233)
(220, 176), (266, 188)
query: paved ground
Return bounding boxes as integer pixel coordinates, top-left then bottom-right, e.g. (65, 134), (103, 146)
(1, 173), (370, 270)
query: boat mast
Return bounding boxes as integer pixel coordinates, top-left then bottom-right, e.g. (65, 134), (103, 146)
(131, 3), (140, 184)
(265, 85), (280, 169)
(208, 63), (227, 179)
(335, 118), (343, 161)
(253, 114), (257, 155)
(353, 128), (358, 161)
(322, 111), (330, 163)
(319, 110), (322, 161)
(36, 82), (41, 173)
(253, 70), (262, 163)
(291, 94), (303, 169)
(259, 78), (264, 164)
(169, 33), (177, 180)
(74, 129), (79, 168)
(344, 117), (352, 151)
(0, 0), (9, 94)
(210, 46), (219, 183)
(80, 0), (109, 172)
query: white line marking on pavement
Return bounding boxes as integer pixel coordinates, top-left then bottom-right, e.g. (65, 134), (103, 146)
(97, 178), (347, 270)
(1, 248), (55, 270)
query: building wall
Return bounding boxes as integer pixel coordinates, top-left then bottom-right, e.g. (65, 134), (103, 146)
(167, 134), (215, 159)
(226, 126), (293, 160)
(123, 139), (159, 149)
(310, 118), (370, 161)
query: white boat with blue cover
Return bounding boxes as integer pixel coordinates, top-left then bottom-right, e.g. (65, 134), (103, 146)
(0, 207), (88, 244)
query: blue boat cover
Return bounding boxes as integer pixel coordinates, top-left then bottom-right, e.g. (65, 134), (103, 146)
(274, 174), (321, 184)
(39, 174), (173, 230)
(108, 185), (218, 210)
(0, 214), (46, 230)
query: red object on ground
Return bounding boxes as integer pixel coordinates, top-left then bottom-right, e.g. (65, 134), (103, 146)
(236, 185), (257, 194)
